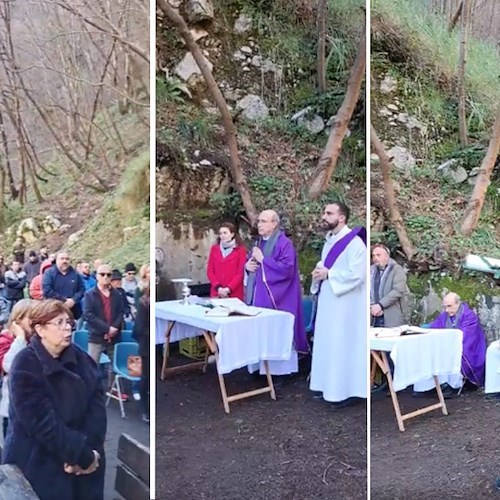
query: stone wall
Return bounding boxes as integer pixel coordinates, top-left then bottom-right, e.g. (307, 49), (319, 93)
(414, 288), (500, 344)
(155, 220), (216, 300)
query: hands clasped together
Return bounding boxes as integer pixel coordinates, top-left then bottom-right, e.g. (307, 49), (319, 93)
(311, 266), (328, 281)
(64, 450), (100, 476)
(104, 326), (118, 342)
(370, 304), (383, 317)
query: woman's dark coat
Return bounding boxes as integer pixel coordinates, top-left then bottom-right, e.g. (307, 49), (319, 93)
(2, 336), (107, 500)
(133, 295), (149, 358)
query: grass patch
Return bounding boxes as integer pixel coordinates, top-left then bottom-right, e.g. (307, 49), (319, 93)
(408, 273), (496, 307)
(373, 0), (500, 114)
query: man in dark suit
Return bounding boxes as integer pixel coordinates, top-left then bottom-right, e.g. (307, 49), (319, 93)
(83, 264), (124, 365)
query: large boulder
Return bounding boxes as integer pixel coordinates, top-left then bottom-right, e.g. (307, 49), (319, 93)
(290, 107), (325, 134)
(236, 94), (269, 121)
(380, 75), (397, 94)
(438, 159), (468, 184)
(40, 215), (61, 234)
(234, 13), (252, 34)
(17, 218), (38, 244)
(387, 145), (416, 172)
(184, 0), (214, 24)
(174, 52), (213, 82)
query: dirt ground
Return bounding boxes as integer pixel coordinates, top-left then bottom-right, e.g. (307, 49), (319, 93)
(371, 388), (500, 499)
(155, 352), (367, 500)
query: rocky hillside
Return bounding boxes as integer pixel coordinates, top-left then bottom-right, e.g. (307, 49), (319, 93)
(371, 0), (500, 308)
(0, 111), (150, 269)
(157, 0), (365, 284)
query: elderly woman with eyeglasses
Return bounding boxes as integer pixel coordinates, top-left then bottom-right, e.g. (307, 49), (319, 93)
(2, 299), (106, 500)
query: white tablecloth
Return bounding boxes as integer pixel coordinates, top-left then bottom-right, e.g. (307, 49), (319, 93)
(155, 300), (295, 375)
(485, 340), (500, 394)
(370, 328), (463, 392)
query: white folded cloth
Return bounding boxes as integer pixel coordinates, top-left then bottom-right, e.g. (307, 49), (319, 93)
(484, 340), (500, 394)
(370, 329), (463, 392)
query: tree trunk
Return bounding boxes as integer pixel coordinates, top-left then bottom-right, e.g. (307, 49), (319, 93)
(457, 0), (471, 146)
(316, 0), (327, 93)
(0, 107), (17, 199)
(308, 27), (366, 199)
(158, 0), (258, 224)
(448, 0), (463, 31)
(370, 126), (415, 261)
(461, 107), (500, 236)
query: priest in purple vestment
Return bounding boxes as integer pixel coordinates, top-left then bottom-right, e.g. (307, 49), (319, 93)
(431, 292), (486, 387)
(245, 210), (308, 355)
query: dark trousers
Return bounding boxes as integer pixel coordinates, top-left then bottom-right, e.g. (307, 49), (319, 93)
(372, 316), (395, 375)
(140, 356), (149, 416)
(3, 417), (8, 438)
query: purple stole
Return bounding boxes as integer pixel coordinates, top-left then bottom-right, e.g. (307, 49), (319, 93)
(323, 226), (366, 271)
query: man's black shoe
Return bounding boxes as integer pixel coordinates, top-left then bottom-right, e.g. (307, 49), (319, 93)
(441, 383), (460, 399)
(371, 380), (388, 394)
(411, 389), (435, 399)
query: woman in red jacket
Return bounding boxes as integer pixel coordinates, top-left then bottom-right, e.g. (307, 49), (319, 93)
(207, 223), (247, 300)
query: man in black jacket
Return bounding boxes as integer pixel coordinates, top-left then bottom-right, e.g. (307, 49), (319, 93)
(24, 250), (41, 291)
(4, 261), (27, 311)
(42, 252), (85, 319)
(83, 264), (124, 365)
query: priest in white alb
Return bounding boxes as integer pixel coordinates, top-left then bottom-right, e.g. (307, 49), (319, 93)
(309, 202), (367, 407)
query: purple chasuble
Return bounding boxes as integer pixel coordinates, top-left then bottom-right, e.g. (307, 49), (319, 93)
(431, 303), (486, 386)
(247, 232), (308, 353)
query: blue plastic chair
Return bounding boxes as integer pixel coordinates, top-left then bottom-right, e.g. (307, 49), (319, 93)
(120, 329), (137, 344)
(72, 330), (89, 351)
(302, 296), (315, 335)
(124, 320), (134, 331)
(72, 330), (111, 365)
(106, 342), (141, 418)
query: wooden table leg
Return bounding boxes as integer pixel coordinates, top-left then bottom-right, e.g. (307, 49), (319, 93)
(202, 343), (210, 373)
(434, 375), (449, 415)
(160, 321), (176, 380)
(380, 351), (405, 432)
(263, 360), (276, 400)
(208, 333), (230, 413)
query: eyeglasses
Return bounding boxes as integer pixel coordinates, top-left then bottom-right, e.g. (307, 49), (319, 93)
(98, 272), (112, 277)
(45, 318), (74, 330)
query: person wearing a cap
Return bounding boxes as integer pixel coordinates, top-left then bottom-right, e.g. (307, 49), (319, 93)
(110, 270), (131, 319)
(122, 263), (138, 316)
(23, 251), (41, 289)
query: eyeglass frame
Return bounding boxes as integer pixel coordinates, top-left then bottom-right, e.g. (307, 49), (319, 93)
(45, 318), (75, 330)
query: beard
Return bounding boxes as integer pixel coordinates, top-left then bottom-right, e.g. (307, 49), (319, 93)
(321, 219), (339, 231)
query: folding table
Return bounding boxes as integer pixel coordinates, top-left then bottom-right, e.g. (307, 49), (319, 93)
(370, 328), (463, 431)
(155, 300), (295, 413)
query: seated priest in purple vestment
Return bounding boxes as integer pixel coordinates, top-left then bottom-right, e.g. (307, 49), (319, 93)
(244, 210), (308, 375)
(430, 292), (486, 388)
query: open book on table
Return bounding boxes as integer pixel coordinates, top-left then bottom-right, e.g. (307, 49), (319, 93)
(204, 298), (261, 317)
(371, 325), (431, 338)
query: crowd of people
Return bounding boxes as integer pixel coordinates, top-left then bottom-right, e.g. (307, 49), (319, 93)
(0, 246), (150, 500)
(206, 202), (368, 408)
